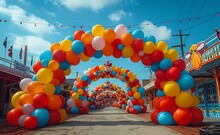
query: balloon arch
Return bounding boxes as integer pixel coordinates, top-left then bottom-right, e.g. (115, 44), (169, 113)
(7, 24), (203, 129)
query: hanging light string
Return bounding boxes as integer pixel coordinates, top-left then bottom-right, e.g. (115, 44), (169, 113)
(0, 11), (219, 29)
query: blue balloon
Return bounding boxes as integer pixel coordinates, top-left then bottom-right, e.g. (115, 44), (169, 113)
(32, 75), (38, 81)
(39, 50), (52, 61)
(65, 35), (74, 42)
(133, 105), (141, 113)
(79, 95), (85, 100)
(82, 86), (87, 90)
(128, 31), (133, 34)
(55, 85), (62, 94)
(157, 112), (176, 125)
(159, 58), (172, 70)
(87, 77), (91, 85)
(144, 35), (156, 44)
(132, 29), (144, 40)
(151, 63), (160, 72)
(71, 106), (79, 114)
(94, 91), (97, 95)
(177, 74), (194, 90)
(59, 60), (70, 70)
(130, 96), (134, 100)
(122, 104), (127, 109)
(156, 90), (165, 97)
(72, 86), (78, 92)
(138, 87), (145, 94)
(94, 51), (103, 59)
(118, 44), (124, 50)
(31, 108), (49, 127)
(111, 70), (117, 76)
(181, 70), (189, 76)
(81, 75), (88, 81)
(41, 59), (49, 67)
(123, 73), (127, 77)
(90, 105), (95, 110)
(72, 40), (84, 54)
(87, 98), (91, 101)
(127, 87), (132, 91)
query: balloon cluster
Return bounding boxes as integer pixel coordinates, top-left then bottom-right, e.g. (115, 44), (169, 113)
(151, 58), (203, 125)
(68, 64), (144, 114)
(7, 78), (67, 129)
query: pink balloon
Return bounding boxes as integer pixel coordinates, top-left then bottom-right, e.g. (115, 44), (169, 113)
(18, 114), (29, 127)
(21, 104), (35, 115)
(92, 36), (105, 50)
(67, 98), (75, 108)
(114, 24), (128, 39)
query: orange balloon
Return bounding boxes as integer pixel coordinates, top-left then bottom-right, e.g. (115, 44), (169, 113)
(75, 99), (82, 107)
(127, 72), (133, 78)
(103, 28), (116, 43)
(139, 99), (144, 106)
(130, 53), (141, 63)
(81, 32), (93, 45)
(121, 33), (133, 46)
(50, 78), (60, 86)
(115, 67), (121, 73)
(102, 43), (114, 56)
(153, 97), (160, 109)
(65, 51), (80, 65)
(50, 42), (60, 52)
(48, 60), (59, 71)
(47, 95), (62, 110)
(27, 81), (44, 95)
(74, 30), (85, 40)
(19, 93), (33, 106)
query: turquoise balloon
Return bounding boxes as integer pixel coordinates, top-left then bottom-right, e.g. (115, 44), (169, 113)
(32, 75), (38, 81)
(31, 108), (49, 127)
(133, 105), (141, 113)
(41, 59), (49, 67)
(65, 35), (74, 42)
(39, 50), (52, 61)
(55, 85), (62, 94)
(157, 112), (176, 125)
(72, 40), (84, 54)
(137, 87), (145, 94)
(144, 35), (156, 44)
(159, 58), (172, 70)
(59, 60), (70, 70)
(177, 74), (194, 90)
(156, 90), (165, 97)
(94, 51), (103, 59)
(118, 44), (124, 50)
(71, 106), (79, 114)
(132, 29), (144, 40)
(151, 63), (160, 72)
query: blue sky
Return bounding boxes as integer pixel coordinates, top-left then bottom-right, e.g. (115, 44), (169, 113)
(0, 0), (220, 92)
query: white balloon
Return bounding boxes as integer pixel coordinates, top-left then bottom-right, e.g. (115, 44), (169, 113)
(92, 36), (105, 50)
(83, 71), (87, 75)
(82, 99), (87, 107)
(114, 24), (128, 39)
(19, 78), (32, 92)
(139, 50), (144, 56)
(67, 98), (75, 107)
(18, 114), (29, 127)
(85, 71), (90, 76)
(21, 103), (35, 115)
(74, 81), (77, 85)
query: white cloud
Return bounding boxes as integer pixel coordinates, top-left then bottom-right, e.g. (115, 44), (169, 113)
(17, 0), (31, 6)
(50, 0), (122, 11)
(0, 1), (57, 36)
(140, 21), (171, 41)
(45, 11), (56, 17)
(11, 34), (52, 56)
(108, 10), (132, 22)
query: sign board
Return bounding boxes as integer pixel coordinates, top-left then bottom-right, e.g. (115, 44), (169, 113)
(14, 60), (30, 74)
(144, 81), (155, 90)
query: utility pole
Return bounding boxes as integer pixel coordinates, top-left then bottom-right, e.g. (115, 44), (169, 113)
(172, 30), (190, 58)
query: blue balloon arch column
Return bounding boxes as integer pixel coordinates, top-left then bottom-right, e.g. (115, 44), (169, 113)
(7, 24), (203, 129)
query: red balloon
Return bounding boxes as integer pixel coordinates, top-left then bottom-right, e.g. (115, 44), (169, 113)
(173, 108), (192, 126)
(33, 61), (44, 73)
(151, 50), (164, 62)
(48, 110), (61, 125)
(190, 107), (204, 125)
(166, 67), (181, 81)
(84, 45), (95, 57)
(74, 30), (85, 40)
(159, 96), (176, 112)
(131, 108), (137, 114)
(82, 90), (88, 96)
(60, 76), (66, 84)
(53, 69), (65, 80)
(58, 95), (65, 108)
(132, 99), (139, 105)
(141, 54), (153, 66)
(112, 39), (121, 49)
(33, 93), (49, 108)
(82, 81), (88, 87)
(23, 116), (38, 129)
(84, 106), (89, 114)
(128, 90), (134, 97)
(151, 109), (161, 124)
(173, 59), (186, 71)
(131, 38), (144, 52)
(153, 97), (160, 109)
(155, 69), (167, 81)
(70, 91), (74, 96)
(133, 79), (139, 85)
(79, 107), (84, 114)
(141, 105), (147, 113)
(6, 108), (23, 126)
(52, 50), (66, 62)
(154, 79), (163, 90)
(191, 87), (195, 94)
(113, 49), (122, 58)
(126, 106), (130, 112)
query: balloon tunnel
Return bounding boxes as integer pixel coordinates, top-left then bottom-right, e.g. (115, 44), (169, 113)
(7, 24), (203, 129)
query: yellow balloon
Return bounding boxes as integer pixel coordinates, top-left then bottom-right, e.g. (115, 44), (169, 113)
(80, 52), (90, 62)
(77, 89), (84, 95)
(92, 24), (105, 37)
(164, 50), (170, 58)
(167, 49), (179, 62)
(175, 91), (193, 108)
(11, 91), (26, 108)
(132, 74), (137, 79)
(48, 60), (59, 71)
(99, 65), (105, 71)
(157, 41), (168, 53)
(163, 81), (180, 97)
(64, 68), (71, 76)
(191, 95), (199, 107)
(121, 68), (126, 73)
(60, 39), (72, 52)
(58, 109), (67, 123)
(132, 87), (137, 92)
(111, 66), (116, 70)
(134, 92), (141, 99)
(72, 93), (79, 100)
(143, 41), (156, 54)
(129, 77), (134, 82)
(36, 68), (53, 84)
(43, 83), (55, 96)
(106, 75), (110, 79)
(122, 46), (134, 58)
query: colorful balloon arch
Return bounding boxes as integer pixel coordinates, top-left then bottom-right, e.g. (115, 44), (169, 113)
(7, 24), (203, 129)
(67, 62), (146, 114)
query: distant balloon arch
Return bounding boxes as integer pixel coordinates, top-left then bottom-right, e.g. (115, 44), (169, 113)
(7, 24), (203, 129)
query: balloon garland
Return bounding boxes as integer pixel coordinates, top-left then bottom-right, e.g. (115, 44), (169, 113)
(7, 24), (203, 129)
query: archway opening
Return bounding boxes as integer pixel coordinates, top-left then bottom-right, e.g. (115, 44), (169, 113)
(7, 24), (203, 129)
